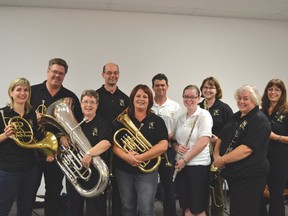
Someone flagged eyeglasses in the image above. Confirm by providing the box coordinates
[104,71,119,76]
[203,86,216,91]
[82,100,97,105]
[49,70,66,77]
[183,95,198,100]
[268,87,281,93]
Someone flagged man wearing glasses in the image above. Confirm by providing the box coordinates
[30,58,82,216]
[96,63,130,216]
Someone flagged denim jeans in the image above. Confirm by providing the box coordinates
[115,169,158,216]
[0,166,40,216]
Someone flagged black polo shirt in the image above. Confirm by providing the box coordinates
[114,112,168,174]
[199,99,233,136]
[219,106,271,179]
[81,114,112,162]
[31,81,83,130]
[265,111,288,161]
[96,85,129,126]
[0,106,42,172]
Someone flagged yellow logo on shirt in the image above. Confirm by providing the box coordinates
[92,127,98,136]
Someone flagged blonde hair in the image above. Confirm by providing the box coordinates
[8,77,32,112]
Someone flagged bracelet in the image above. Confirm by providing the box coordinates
[180,156,188,164]
[277,135,282,142]
[86,151,93,158]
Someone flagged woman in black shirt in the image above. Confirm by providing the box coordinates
[113,84,168,216]
[261,79,288,216]
[214,84,271,216]
[62,90,112,216]
[0,78,42,216]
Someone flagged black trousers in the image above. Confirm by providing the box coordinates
[262,159,288,216]
[158,147,177,216]
[66,181,107,216]
[110,176,122,216]
[38,161,64,216]
[107,150,122,216]
[227,175,266,216]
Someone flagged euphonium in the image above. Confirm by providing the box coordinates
[0,110,58,157]
[210,163,219,172]
[209,163,224,208]
[40,97,109,198]
[163,152,172,167]
[113,109,161,173]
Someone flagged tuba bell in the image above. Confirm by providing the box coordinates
[0,110,58,157]
[40,97,109,198]
[113,109,161,173]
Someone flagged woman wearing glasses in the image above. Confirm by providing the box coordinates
[173,85,213,216]
[199,77,233,216]
[260,79,288,216]
[61,89,112,216]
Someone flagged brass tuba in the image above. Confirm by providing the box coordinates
[40,97,109,198]
[113,109,161,173]
[0,110,58,157]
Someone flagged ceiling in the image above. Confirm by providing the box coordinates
[1,0,288,21]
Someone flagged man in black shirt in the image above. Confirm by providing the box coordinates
[96,63,129,216]
[30,58,82,216]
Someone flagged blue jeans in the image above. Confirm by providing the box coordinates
[0,166,40,216]
[115,169,158,216]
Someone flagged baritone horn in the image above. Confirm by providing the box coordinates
[113,109,161,173]
[0,110,58,157]
[210,162,224,208]
[203,99,224,208]
[163,152,172,167]
[40,97,109,198]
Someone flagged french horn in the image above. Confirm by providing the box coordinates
[0,110,58,157]
[113,109,161,173]
[40,97,109,198]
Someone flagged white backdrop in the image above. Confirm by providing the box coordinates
[1,6,288,112]
[1,6,288,195]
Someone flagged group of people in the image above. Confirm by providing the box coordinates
[0,57,287,216]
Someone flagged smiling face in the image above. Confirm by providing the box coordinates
[133,89,149,112]
[47,64,66,89]
[202,81,217,100]
[102,63,119,87]
[236,90,256,115]
[152,79,168,98]
[182,88,200,112]
[267,85,282,104]
[10,84,30,106]
[81,95,98,118]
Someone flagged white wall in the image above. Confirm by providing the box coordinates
[1,6,288,112]
[1,5,288,196]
